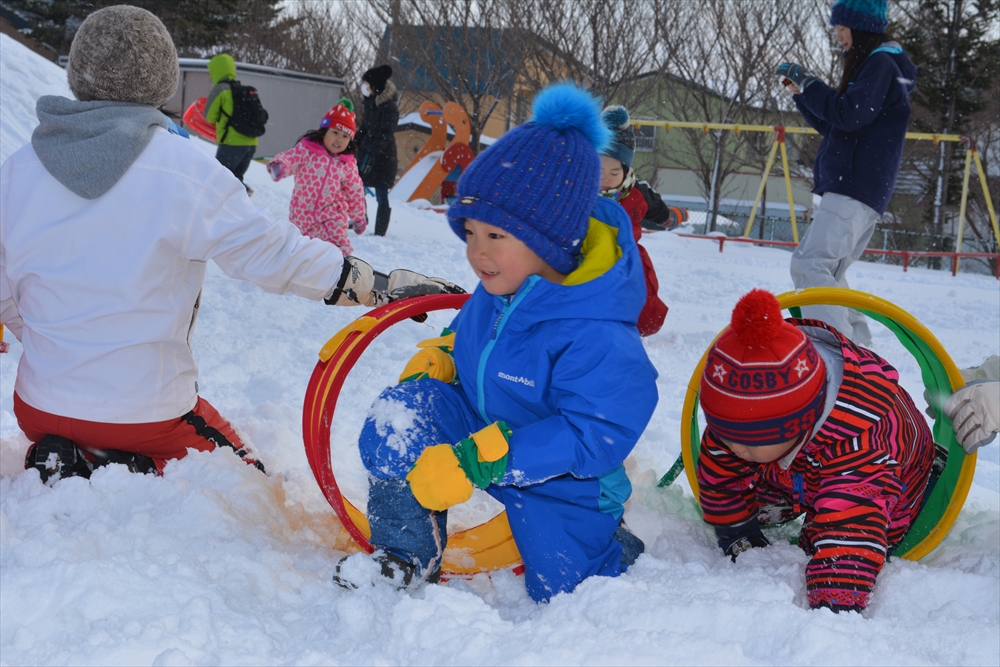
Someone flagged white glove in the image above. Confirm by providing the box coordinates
[325,257,464,307]
[944,381,1000,453]
[926,354,1000,419]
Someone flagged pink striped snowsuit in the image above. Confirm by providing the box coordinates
[697,320,936,611]
[269,138,367,256]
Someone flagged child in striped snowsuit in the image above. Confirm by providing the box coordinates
[696,289,936,613]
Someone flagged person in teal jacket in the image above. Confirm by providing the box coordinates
[204,53,258,191]
[332,84,659,602]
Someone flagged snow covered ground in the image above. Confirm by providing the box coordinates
[2,33,999,666]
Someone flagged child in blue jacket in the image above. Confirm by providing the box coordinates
[775,0,916,346]
[334,84,659,602]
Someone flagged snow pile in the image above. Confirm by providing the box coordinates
[0,34,74,163]
[2,33,999,666]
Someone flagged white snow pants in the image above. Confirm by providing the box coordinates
[790,193,879,346]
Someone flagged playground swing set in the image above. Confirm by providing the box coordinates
[630,120,1000,274]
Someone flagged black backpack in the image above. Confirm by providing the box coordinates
[221,80,268,140]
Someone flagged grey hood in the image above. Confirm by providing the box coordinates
[31,96,169,199]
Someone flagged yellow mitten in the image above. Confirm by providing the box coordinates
[399,332,456,383]
[406,443,474,511]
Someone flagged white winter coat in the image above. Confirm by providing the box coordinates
[1,125,345,423]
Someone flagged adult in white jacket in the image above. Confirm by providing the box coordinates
[0,6,461,482]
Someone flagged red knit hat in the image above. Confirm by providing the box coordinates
[320,98,356,138]
[700,289,827,446]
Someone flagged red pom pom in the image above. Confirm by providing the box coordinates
[730,289,783,347]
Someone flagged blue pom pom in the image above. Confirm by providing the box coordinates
[530,83,610,152]
[601,105,630,130]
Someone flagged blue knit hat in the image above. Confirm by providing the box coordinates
[447,83,610,275]
[830,0,888,33]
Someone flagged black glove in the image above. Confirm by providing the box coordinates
[380,269,467,302]
[775,63,821,92]
[325,257,465,308]
[723,532,770,562]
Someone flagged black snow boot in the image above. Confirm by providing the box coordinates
[26,435,93,483]
[374,205,391,236]
[91,449,157,475]
[333,550,441,591]
[615,519,645,568]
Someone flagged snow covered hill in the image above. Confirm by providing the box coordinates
[1,32,998,666]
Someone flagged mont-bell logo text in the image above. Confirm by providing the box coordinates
[498,371,535,387]
[460,196,477,205]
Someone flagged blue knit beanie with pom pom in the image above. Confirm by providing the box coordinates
[447,83,610,275]
[830,0,888,34]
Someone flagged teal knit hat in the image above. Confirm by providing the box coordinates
[830,0,888,33]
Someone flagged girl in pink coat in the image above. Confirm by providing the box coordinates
[267,99,367,255]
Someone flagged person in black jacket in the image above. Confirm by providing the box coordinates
[355,65,399,236]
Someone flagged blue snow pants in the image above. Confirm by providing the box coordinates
[358,379,636,602]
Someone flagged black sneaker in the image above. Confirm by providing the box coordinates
[333,550,441,590]
[26,435,93,483]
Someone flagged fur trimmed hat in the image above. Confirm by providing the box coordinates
[700,289,827,447]
[67,5,179,108]
[599,106,636,170]
[447,83,610,276]
[830,0,889,34]
[321,98,356,137]
[362,65,393,93]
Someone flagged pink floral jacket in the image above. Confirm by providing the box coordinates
[268,139,367,255]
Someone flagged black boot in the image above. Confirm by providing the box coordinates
[25,435,93,483]
[91,449,157,475]
[615,519,645,568]
[333,549,441,591]
[374,206,391,236]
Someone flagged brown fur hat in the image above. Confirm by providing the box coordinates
[67,5,179,107]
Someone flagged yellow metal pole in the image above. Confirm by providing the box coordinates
[630,118,966,144]
[954,147,974,275]
[742,135,780,238]
[778,134,799,243]
[970,148,1000,247]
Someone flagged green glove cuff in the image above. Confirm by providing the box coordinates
[436,327,456,352]
[453,422,511,489]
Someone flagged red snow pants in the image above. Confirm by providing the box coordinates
[14,392,247,473]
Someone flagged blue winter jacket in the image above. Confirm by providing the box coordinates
[794,42,917,214]
[448,196,659,488]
